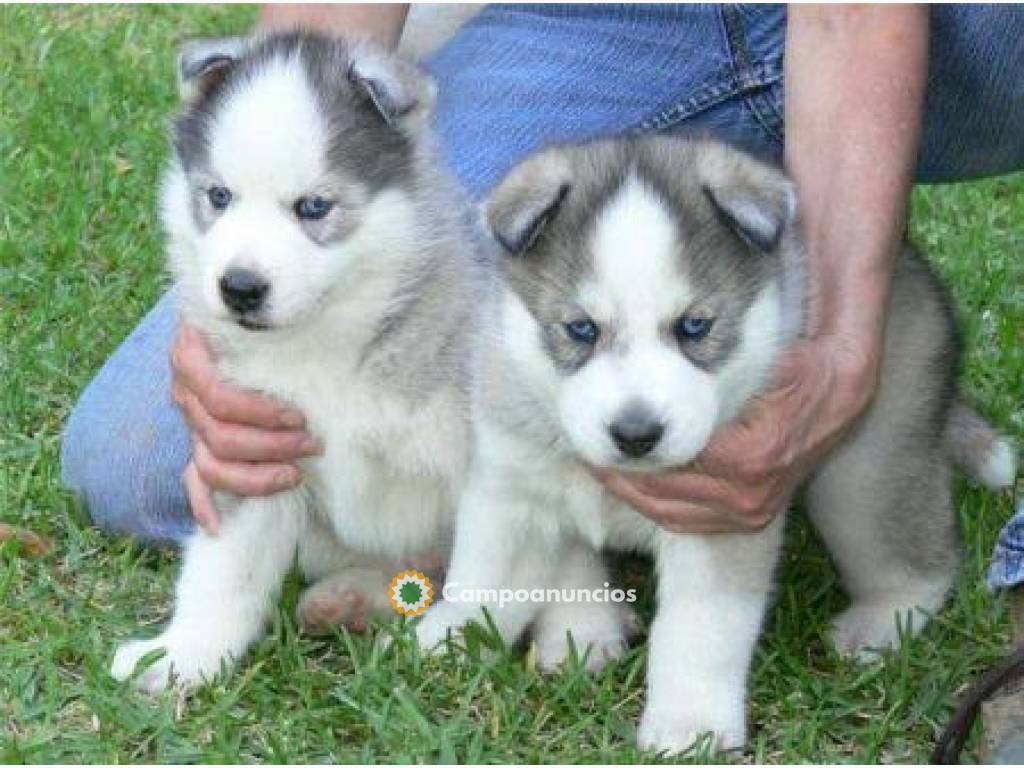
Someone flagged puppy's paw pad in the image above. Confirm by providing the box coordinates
[298,586,369,635]
[637,709,744,756]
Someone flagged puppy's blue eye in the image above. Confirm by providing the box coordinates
[294,196,334,221]
[208,186,232,211]
[674,314,714,342]
[565,318,600,345]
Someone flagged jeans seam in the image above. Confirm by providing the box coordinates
[745,62,785,143]
[629,59,782,136]
[629,7,784,138]
[630,69,744,134]
[720,4,785,144]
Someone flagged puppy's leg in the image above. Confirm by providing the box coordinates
[111,494,303,693]
[808,439,959,660]
[808,255,964,659]
[416,473,555,652]
[638,518,783,754]
[531,540,633,673]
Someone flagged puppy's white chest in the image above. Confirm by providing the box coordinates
[510,458,655,552]
[220,343,462,556]
[309,385,464,555]
[561,471,657,552]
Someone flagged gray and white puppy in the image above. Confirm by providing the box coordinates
[416,136,1017,753]
[111,33,481,692]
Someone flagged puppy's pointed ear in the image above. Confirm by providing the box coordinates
[484,150,573,256]
[697,143,797,253]
[348,42,437,131]
[177,37,248,104]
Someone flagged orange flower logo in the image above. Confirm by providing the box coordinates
[388,570,434,616]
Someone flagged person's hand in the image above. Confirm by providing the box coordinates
[597,334,879,534]
[171,323,322,534]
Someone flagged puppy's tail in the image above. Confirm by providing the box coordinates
[944,399,1018,489]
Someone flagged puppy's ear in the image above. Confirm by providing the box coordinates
[177,37,248,104]
[697,143,796,253]
[348,42,437,131]
[484,150,573,256]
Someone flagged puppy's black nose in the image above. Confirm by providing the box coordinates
[219,269,269,313]
[609,408,664,458]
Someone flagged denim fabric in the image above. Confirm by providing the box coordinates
[921,5,1024,181]
[62,288,194,541]
[427,3,786,198]
[61,4,1024,542]
[990,499,1024,591]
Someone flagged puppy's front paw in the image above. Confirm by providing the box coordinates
[830,603,908,661]
[534,620,628,674]
[111,637,176,693]
[637,706,745,756]
[534,602,634,674]
[415,603,470,653]
[111,635,227,693]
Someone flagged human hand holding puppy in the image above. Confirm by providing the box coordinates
[597,336,880,533]
[171,324,321,534]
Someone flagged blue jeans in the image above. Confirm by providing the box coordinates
[62,4,1024,542]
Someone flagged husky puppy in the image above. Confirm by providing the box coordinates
[416,136,1017,752]
[111,33,481,692]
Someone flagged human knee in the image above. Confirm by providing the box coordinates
[62,375,192,542]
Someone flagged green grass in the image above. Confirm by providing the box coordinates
[1,5,1021,764]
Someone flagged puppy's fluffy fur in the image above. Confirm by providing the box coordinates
[111,33,482,692]
[416,136,1017,753]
